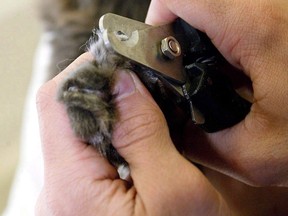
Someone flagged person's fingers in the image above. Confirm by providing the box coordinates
[146,0,234,33]
[36,53,118,181]
[36,52,230,214]
[111,70,230,215]
[146,0,288,187]
[146,0,287,71]
[146,0,244,74]
[145,0,177,25]
[112,70,174,164]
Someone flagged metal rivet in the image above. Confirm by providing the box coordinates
[161,36,181,60]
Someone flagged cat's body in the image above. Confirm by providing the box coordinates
[39,0,150,78]
[40,0,150,166]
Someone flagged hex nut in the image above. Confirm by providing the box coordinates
[160,36,181,60]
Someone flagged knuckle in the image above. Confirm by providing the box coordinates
[36,84,49,112]
[36,80,57,114]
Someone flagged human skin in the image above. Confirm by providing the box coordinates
[36,53,230,215]
[36,0,288,215]
[146,0,288,186]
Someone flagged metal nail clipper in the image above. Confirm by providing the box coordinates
[99,13,251,132]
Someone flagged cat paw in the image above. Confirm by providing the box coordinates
[58,61,116,153]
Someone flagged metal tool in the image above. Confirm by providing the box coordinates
[99,13,251,132]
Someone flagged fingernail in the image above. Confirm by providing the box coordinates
[114,70,136,100]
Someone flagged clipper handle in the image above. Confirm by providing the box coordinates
[176,18,251,132]
[186,63,251,132]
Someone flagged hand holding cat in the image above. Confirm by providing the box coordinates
[146,0,288,187]
[36,0,288,214]
[36,53,229,215]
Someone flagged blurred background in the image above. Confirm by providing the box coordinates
[0,0,40,214]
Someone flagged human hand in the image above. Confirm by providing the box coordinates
[35,53,230,215]
[146,0,288,186]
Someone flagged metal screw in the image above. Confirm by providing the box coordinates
[160,36,181,60]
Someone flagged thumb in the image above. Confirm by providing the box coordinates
[113,70,177,168]
[112,71,230,215]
